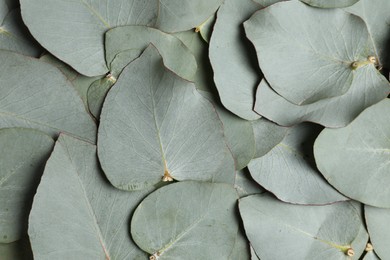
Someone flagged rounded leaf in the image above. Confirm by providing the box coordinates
[314,99,390,207]
[365,205,390,260]
[301,0,360,8]
[131,181,239,259]
[0,128,53,243]
[245,0,376,105]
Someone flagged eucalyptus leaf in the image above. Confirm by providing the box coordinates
[0,128,53,243]
[250,245,260,260]
[239,194,368,260]
[234,169,265,198]
[4,0,18,10]
[255,65,390,127]
[365,205,390,260]
[300,0,360,8]
[314,99,390,208]
[196,14,215,43]
[98,45,235,191]
[253,0,285,7]
[363,251,381,260]
[0,50,97,142]
[228,231,251,260]
[251,118,288,159]
[29,134,149,260]
[131,181,238,259]
[155,0,223,33]
[0,8,42,56]
[0,237,33,260]
[245,0,376,105]
[345,0,390,68]
[248,123,347,205]
[209,0,262,120]
[0,0,8,21]
[20,0,158,76]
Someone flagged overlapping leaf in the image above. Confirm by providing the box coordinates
[234,169,265,198]
[131,181,238,259]
[0,128,53,243]
[248,123,347,204]
[239,194,368,260]
[29,134,149,260]
[245,0,376,105]
[209,0,262,120]
[314,99,390,208]
[301,0,360,8]
[365,206,390,260]
[98,45,235,191]
[0,50,97,142]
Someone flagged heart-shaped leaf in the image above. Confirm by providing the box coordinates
[0,128,53,243]
[245,0,376,105]
[314,99,390,208]
[29,134,150,260]
[300,0,360,8]
[209,0,262,120]
[20,0,158,76]
[131,181,238,259]
[98,45,235,191]
[0,50,96,142]
[239,194,368,260]
[255,66,389,127]
[248,123,347,204]
[365,205,390,260]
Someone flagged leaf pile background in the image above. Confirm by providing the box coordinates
[0,0,389,259]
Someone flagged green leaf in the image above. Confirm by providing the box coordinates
[28,134,149,260]
[314,99,390,208]
[234,168,265,198]
[131,181,238,259]
[209,0,262,120]
[253,0,285,7]
[245,0,376,105]
[365,205,390,260]
[251,118,288,159]
[0,8,42,56]
[345,0,390,68]
[255,66,389,127]
[250,245,260,260]
[248,123,347,205]
[228,230,251,260]
[0,237,33,260]
[239,194,368,260]
[155,0,223,33]
[0,128,53,243]
[363,251,380,260]
[98,45,235,191]
[0,50,97,142]
[196,14,216,43]
[300,0,360,8]
[20,0,158,76]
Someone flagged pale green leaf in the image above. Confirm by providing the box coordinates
[234,169,265,198]
[363,251,381,260]
[0,128,54,243]
[131,181,238,259]
[0,50,97,142]
[365,205,390,260]
[29,134,149,260]
[196,14,216,43]
[314,99,390,208]
[98,45,235,191]
[239,194,368,260]
[0,237,33,260]
[301,0,360,8]
[245,0,376,105]
[209,0,262,120]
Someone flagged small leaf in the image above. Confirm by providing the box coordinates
[239,194,368,260]
[28,134,149,259]
[365,205,390,260]
[131,181,238,259]
[98,45,235,190]
[0,128,54,243]
[209,0,262,120]
[300,0,360,8]
[234,168,265,198]
[248,123,347,205]
[196,14,216,43]
[314,99,390,207]
[245,0,376,105]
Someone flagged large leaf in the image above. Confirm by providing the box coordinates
[20,0,158,76]
[0,8,42,56]
[245,0,376,105]
[98,45,235,191]
[0,50,97,142]
[314,99,390,208]
[239,194,368,260]
[365,206,390,260]
[131,181,238,259]
[0,128,53,243]
[28,134,150,260]
[345,0,390,68]
[248,123,347,205]
[255,66,389,127]
[209,0,262,120]
[300,0,360,8]
[154,0,223,33]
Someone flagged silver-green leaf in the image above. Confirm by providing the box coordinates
[300,0,360,8]
[365,205,390,260]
